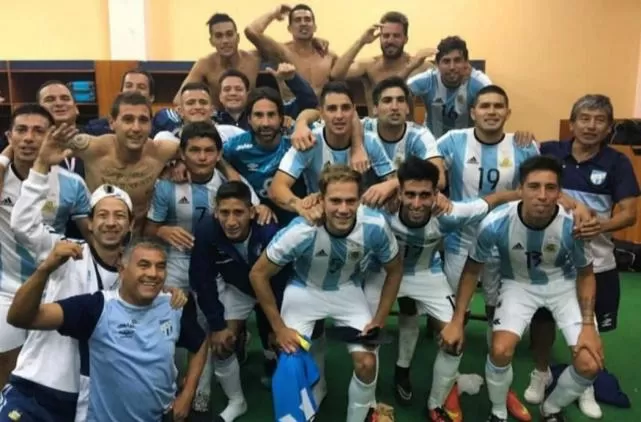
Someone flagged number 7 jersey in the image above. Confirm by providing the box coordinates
[436,128,539,254]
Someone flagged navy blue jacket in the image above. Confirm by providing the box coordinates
[189,217,289,332]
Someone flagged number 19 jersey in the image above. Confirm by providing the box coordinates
[436,128,539,254]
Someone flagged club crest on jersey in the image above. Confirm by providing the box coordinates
[394,154,404,169]
[247,163,259,171]
[42,200,56,214]
[348,250,362,261]
[499,157,512,168]
[544,243,557,253]
[159,319,173,337]
[8,410,21,421]
[590,170,607,186]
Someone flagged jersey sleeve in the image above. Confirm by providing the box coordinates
[414,128,441,160]
[176,294,206,353]
[407,69,434,96]
[56,291,105,341]
[439,199,490,232]
[266,220,314,266]
[278,146,312,180]
[611,153,641,203]
[436,133,455,169]
[146,180,171,223]
[470,69,492,88]
[70,178,91,220]
[364,135,395,178]
[370,220,400,264]
[10,169,64,262]
[469,217,500,263]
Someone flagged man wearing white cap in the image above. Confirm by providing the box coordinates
[1,124,186,422]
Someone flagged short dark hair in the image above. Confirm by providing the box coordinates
[570,94,614,124]
[215,181,253,207]
[10,104,55,129]
[380,11,409,36]
[288,4,315,25]
[219,69,250,91]
[397,156,440,189]
[110,91,152,120]
[473,84,510,108]
[180,82,211,97]
[372,76,410,105]
[519,155,563,185]
[319,81,354,106]
[206,13,237,35]
[180,121,222,152]
[436,36,469,62]
[121,69,155,97]
[36,80,74,103]
[245,87,284,117]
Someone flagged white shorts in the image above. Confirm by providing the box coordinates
[0,295,26,352]
[75,375,90,422]
[165,257,190,290]
[222,284,256,321]
[443,252,501,306]
[281,283,375,354]
[364,272,455,323]
[493,281,589,346]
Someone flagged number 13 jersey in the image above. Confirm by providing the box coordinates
[436,128,539,254]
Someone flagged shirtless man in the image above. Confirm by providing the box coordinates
[54,92,181,235]
[245,4,336,96]
[175,13,287,109]
[330,11,436,112]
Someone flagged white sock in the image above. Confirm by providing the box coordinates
[347,373,376,422]
[196,347,213,395]
[542,365,594,415]
[428,350,462,409]
[396,314,420,368]
[213,354,247,422]
[485,356,513,419]
[310,335,327,405]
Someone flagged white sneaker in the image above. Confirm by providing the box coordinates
[579,386,602,419]
[524,368,552,404]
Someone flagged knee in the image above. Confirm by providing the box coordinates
[491,339,516,366]
[573,349,600,379]
[353,352,377,384]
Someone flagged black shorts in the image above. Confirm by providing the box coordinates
[594,268,620,332]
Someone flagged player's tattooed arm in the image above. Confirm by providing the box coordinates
[576,264,597,325]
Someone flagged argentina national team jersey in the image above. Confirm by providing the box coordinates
[278,126,395,193]
[223,131,293,199]
[380,199,490,276]
[407,68,491,137]
[266,206,399,290]
[437,128,539,254]
[0,165,90,296]
[361,117,440,168]
[471,201,592,285]
[147,170,259,259]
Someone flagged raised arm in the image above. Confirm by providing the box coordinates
[173,59,211,105]
[244,6,295,63]
[330,25,380,81]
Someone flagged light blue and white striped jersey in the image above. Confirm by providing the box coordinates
[266,206,399,290]
[471,201,592,285]
[378,199,490,276]
[437,128,539,254]
[0,165,90,296]
[361,117,440,168]
[278,126,395,193]
[407,68,491,137]
[147,170,259,259]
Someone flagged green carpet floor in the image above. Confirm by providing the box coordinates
[192,273,641,421]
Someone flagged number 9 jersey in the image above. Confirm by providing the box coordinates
[436,128,539,255]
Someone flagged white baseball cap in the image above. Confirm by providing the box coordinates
[90,184,133,212]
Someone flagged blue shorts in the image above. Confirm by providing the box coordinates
[0,377,77,422]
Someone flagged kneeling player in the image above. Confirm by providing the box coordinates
[442,156,603,422]
[364,157,513,421]
[189,181,286,422]
[250,164,403,422]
